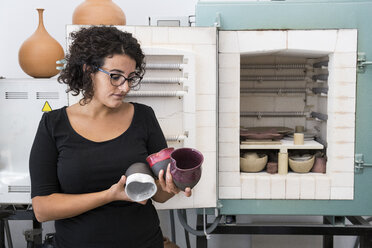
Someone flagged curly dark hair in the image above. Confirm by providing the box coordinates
[58,26,145,105]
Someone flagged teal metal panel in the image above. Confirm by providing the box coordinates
[196,1,372,215]
[196,1,372,31]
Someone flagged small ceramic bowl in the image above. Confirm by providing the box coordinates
[288,155,315,173]
[125,162,157,202]
[240,153,268,172]
[242,152,259,160]
[289,154,312,161]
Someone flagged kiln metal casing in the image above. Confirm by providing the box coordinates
[196,0,372,216]
[0,79,68,203]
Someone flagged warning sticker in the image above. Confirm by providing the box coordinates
[42,101,52,112]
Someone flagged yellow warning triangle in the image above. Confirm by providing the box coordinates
[42,101,52,112]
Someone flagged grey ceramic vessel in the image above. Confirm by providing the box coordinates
[125,162,157,202]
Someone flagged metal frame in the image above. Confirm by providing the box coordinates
[0,207,42,248]
[196,215,372,248]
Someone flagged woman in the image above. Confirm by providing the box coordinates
[29,26,191,248]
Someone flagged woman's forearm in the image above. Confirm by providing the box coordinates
[32,178,180,221]
[32,190,111,222]
[32,175,130,222]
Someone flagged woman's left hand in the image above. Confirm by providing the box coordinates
[158,164,192,197]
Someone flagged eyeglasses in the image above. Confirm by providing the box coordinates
[98,68,143,88]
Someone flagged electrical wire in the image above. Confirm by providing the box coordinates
[176,209,222,237]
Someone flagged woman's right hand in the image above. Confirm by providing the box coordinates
[107,175,147,205]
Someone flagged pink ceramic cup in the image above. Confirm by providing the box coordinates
[170,147,203,191]
[146,147,175,179]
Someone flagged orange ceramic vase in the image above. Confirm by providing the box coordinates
[72,0,126,25]
[18,9,65,78]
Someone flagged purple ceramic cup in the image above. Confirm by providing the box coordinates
[170,148,203,191]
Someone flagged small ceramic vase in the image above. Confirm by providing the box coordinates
[125,162,157,202]
[72,0,126,25]
[146,147,175,179]
[311,157,327,173]
[267,162,278,174]
[18,9,65,78]
[170,148,203,191]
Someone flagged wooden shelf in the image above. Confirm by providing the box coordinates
[240,139,324,153]
[0,78,59,82]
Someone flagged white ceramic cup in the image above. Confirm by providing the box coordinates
[125,162,157,202]
[125,173,157,202]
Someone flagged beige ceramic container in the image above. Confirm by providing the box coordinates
[18,9,65,78]
[72,0,126,25]
[293,133,305,145]
[295,125,305,133]
[278,152,288,174]
[289,155,315,173]
[240,152,268,172]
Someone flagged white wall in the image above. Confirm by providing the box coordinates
[0,0,197,78]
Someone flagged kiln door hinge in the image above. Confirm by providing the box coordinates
[354,154,372,173]
[214,12,221,27]
[357,53,372,73]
